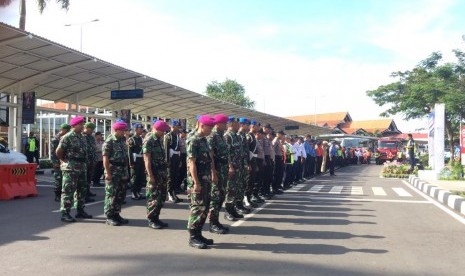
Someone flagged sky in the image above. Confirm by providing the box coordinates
[1,0,465,132]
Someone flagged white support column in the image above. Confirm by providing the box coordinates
[48,115,51,159]
[8,93,15,149]
[434,103,445,174]
[39,111,43,159]
[15,93,23,153]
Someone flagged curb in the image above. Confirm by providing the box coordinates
[408,175,465,216]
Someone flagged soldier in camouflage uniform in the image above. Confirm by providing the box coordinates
[143,120,170,229]
[236,117,251,215]
[245,120,260,208]
[128,123,146,200]
[51,123,70,202]
[223,116,243,221]
[56,116,92,222]
[207,114,230,234]
[187,115,216,249]
[83,122,97,203]
[103,120,130,226]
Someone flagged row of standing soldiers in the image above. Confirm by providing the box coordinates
[49,114,297,250]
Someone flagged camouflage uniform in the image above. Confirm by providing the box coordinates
[128,134,145,196]
[187,132,212,230]
[142,133,168,221]
[207,127,228,223]
[224,129,242,205]
[84,133,96,195]
[237,131,250,204]
[103,134,129,217]
[58,130,88,213]
[51,133,63,198]
[246,132,258,200]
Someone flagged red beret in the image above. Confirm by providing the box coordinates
[70,116,85,127]
[154,120,170,131]
[198,115,216,127]
[112,121,128,131]
[213,114,229,124]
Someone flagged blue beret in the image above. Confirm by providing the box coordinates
[116,118,125,123]
[133,123,143,129]
[171,119,180,126]
[238,117,249,124]
[152,118,159,124]
[250,120,259,125]
[228,116,237,122]
[195,115,201,120]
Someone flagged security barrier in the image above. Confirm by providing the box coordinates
[0,164,38,200]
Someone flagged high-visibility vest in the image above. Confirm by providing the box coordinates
[28,138,36,152]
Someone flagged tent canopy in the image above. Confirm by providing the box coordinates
[0,22,330,135]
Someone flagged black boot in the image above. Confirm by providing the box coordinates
[210,220,228,234]
[54,192,61,202]
[188,229,207,249]
[235,201,250,215]
[137,191,146,200]
[131,191,141,200]
[75,210,93,219]
[198,230,214,245]
[224,204,238,221]
[168,191,181,203]
[246,195,258,208]
[114,213,129,224]
[106,215,121,226]
[148,216,168,229]
[61,212,76,223]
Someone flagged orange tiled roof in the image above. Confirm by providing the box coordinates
[340,119,394,134]
[286,112,350,126]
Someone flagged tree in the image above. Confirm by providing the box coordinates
[206,79,255,109]
[0,0,70,30]
[367,50,465,159]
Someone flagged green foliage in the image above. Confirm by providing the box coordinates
[366,50,465,151]
[381,160,413,178]
[206,79,255,109]
[419,154,429,168]
[37,0,70,13]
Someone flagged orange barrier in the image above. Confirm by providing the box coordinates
[0,164,38,200]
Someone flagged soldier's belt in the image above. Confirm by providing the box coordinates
[133,153,143,158]
[110,161,126,166]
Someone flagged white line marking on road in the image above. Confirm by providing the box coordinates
[283,194,430,204]
[329,186,344,194]
[372,187,387,196]
[230,202,271,227]
[309,179,367,183]
[392,188,412,197]
[308,185,324,193]
[351,186,363,195]
[402,180,465,225]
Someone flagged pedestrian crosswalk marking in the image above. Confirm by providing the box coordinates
[372,187,387,196]
[351,186,363,195]
[392,188,412,197]
[329,186,344,194]
[309,185,324,193]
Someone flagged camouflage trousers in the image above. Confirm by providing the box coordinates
[53,168,63,195]
[237,165,248,203]
[146,170,167,220]
[187,174,212,230]
[60,170,87,213]
[225,165,240,205]
[104,166,128,217]
[209,163,228,222]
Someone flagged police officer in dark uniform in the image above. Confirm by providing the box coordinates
[164,120,182,203]
[245,120,260,208]
[128,123,146,200]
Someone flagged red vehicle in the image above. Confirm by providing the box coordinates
[375,138,403,165]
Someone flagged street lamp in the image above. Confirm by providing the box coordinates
[64,19,100,52]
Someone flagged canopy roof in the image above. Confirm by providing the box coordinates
[0,22,330,135]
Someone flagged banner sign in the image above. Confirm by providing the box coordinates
[22,91,36,124]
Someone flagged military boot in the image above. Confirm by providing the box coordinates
[75,210,93,219]
[168,191,181,203]
[224,204,238,221]
[54,192,61,202]
[235,201,250,215]
[114,213,129,224]
[198,230,214,245]
[106,215,121,226]
[188,230,207,249]
[245,195,258,208]
[209,220,228,234]
[61,212,76,223]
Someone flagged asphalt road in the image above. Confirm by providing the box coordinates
[1,164,465,276]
